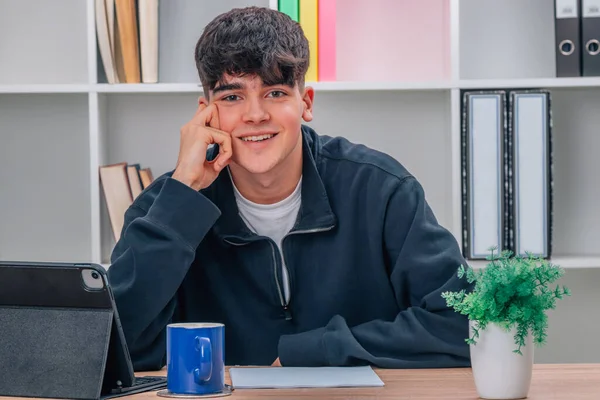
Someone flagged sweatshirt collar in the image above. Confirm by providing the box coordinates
[211,126,337,242]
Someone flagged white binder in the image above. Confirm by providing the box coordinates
[461,91,508,260]
[508,91,553,258]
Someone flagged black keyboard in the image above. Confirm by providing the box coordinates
[134,376,167,386]
[107,375,167,396]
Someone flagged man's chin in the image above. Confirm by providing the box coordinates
[231,159,278,176]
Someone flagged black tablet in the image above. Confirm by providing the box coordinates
[0,261,166,399]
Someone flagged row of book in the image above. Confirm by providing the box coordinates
[277,0,336,82]
[99,162,154,242]
[461,89,553,260]
[555,0,600,76]
[96,0,158,84]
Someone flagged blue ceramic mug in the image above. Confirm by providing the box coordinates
[166,323,225,395]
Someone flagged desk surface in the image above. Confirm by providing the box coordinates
[1,364,599,399]
[133,364,600,400]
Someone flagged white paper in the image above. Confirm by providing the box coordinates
[556,0,579,18]
[583,0,600,18]
[229,366,385,389]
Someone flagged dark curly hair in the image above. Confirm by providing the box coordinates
[194,6,309,96]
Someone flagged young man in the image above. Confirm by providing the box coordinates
[107,6,473,371]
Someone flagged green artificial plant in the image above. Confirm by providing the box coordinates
[441,247,571,355]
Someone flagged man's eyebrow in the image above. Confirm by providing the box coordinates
[211,82,244,95]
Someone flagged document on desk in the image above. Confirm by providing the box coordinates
[229,366,385,389]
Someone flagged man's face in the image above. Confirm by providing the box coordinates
[205,74,314,175]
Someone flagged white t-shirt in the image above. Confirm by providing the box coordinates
[230,173,302,304]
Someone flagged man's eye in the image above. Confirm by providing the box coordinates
[269,90,286,98]
[222,95,239,101]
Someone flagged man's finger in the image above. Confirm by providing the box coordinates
[194,102,207,117]
[205,104,220,130]
[190,102,210,126]
[208,129,232,169]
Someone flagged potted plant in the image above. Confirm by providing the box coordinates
[442,247,570,399]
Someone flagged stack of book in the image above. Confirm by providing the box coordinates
[99,163,154,242]
[95,0,159,83]
[277,0,336,82]
[461,89,553,260]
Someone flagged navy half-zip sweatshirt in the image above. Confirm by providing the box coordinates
[107,125,474,371]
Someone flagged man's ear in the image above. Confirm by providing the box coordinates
[198,95,209,106]
[301,86,315,122]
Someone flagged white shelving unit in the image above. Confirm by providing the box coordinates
[7,76,600,94]
[1,0,599,270]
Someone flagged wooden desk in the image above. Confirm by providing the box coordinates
[1,364,598,399]
[133,364,600,400]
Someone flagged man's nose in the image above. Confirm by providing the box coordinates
[242,98,270,123]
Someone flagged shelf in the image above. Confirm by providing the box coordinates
[6,78,600,95]
[469,256,600,270]
[0,84,90,94]
[95,83,203,93]
[88,78,600,91]
[98,78,600,92]
[459,77,600,90]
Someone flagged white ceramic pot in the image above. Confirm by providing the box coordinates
[469,320,534,399]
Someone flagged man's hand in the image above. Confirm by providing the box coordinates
[172,103,232,191]
[271,357,282,367]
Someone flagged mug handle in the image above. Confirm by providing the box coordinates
[193,337,212,384]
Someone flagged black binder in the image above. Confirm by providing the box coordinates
[554,0,582,77]
[460,90,509,260]
[0,261,167,399]
[506,90,553,259]
[582,0,600,75]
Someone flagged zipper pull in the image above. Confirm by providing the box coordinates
[283,305,293,321]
